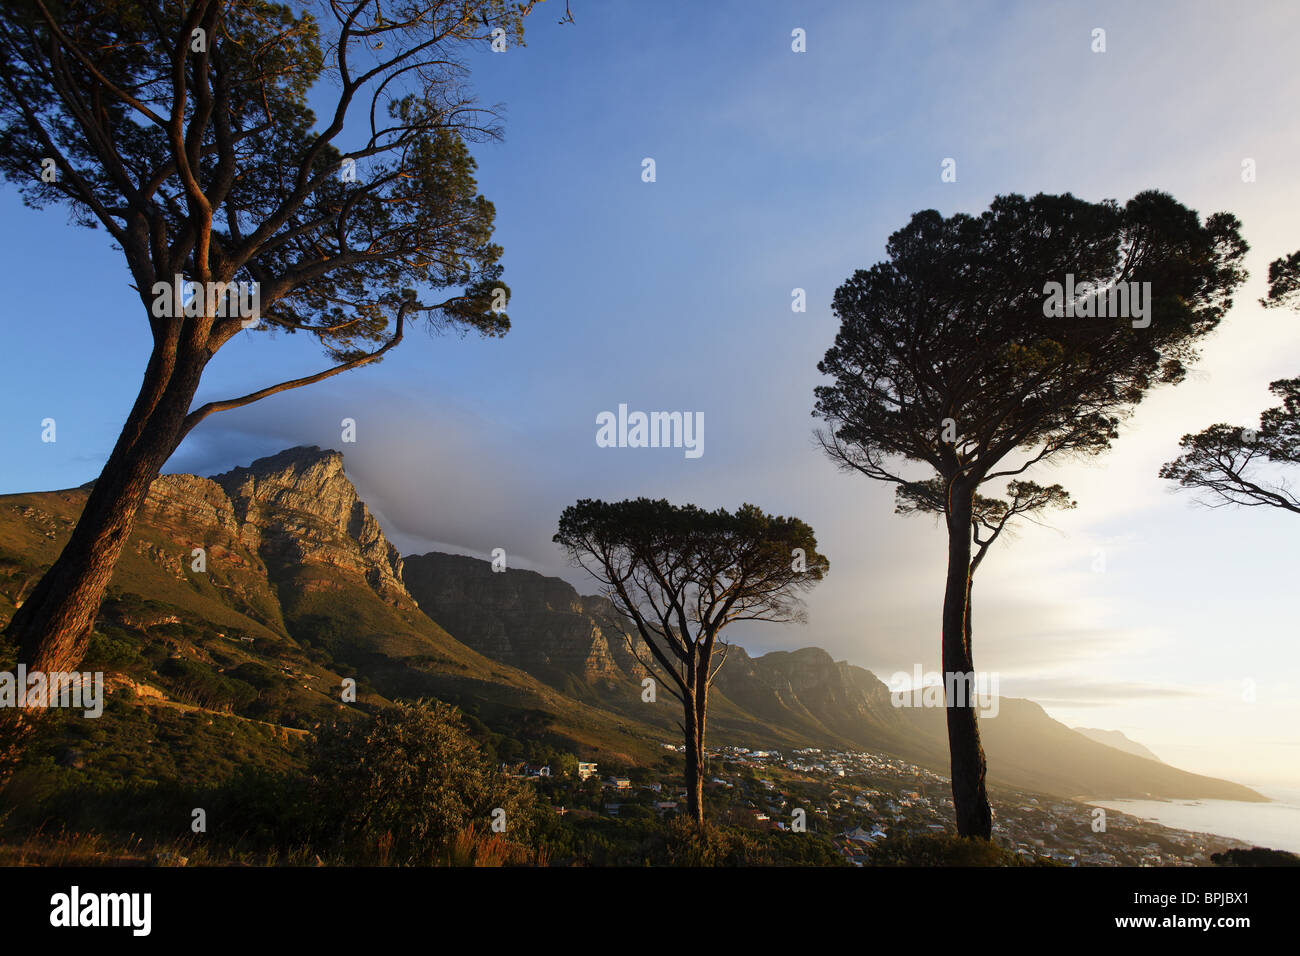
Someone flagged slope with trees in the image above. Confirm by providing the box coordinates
[0,0,542,776]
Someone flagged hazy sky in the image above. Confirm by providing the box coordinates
[3,1,1298,789]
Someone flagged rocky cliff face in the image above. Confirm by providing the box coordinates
[402,552,927,753]
[208,446,412,608]
[0,447,667,763]
[128,446,417,632]
[141,474,247,568]
[401,552,646,686]
[713,646,919,754]
[395,554,1266,801]
[2,444,1264,799]
[127,458,925,758]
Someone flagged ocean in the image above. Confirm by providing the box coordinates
[1090,788,1300,854]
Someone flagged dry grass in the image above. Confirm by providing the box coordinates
[0,827,152,866]
[0,827,329,867]
[0,825,550,867]
[441,826,549,867]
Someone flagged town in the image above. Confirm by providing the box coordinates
[507,744,1250,867]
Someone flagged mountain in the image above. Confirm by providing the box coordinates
[403,550,1264,802]
[900,699,1259,801]
[0,447,669,768]
[0,446,1266,803]
[401,553,928,756]
[1074,727,1164,763]
[400,552,648,696]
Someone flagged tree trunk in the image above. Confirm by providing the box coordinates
[942,478,993,838]
[677,646,715,829]
[683,694,705,828]
[0,344,203,782]
[694,667,709,826]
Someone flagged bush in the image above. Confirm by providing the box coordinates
[632,818,845,867]
[227,661,281,690]
[866,833,1055,866]
[83,632,139,669]
[309,699,536,864]
[1212,846,1300,866]
[155,658,258,712]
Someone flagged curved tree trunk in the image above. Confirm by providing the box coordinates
[942,478,993,838]
[0,343,204,782]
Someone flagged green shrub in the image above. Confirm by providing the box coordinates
[867,833,1054,866]
[309,699,536,864]
[156,658,258,712]
[83,632,138,669]
[1212,846,1300,866]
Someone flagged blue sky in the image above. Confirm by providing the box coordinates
[3,1,1299,789]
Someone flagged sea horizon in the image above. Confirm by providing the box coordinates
[1090,787,1300,855]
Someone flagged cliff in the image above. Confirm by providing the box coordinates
[0,446,1266,802]
[402,552,646,689]
[403,550,1264,802]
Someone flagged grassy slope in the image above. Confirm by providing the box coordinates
[0,485,1267,804]
[0,487,671,776]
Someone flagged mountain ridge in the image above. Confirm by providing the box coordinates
[400,543,1264,803]
[0,446,669,765]
[1074,727,1163,763]
[0,445,1266,803]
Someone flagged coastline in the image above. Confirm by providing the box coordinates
[1087,790,1300,855]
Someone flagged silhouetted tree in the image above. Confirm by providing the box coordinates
[1211,845,1300,866]
[0,0,539,777]
[554,498,828,827]
[813,191,1247,837]
[1161,250,1300,513]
